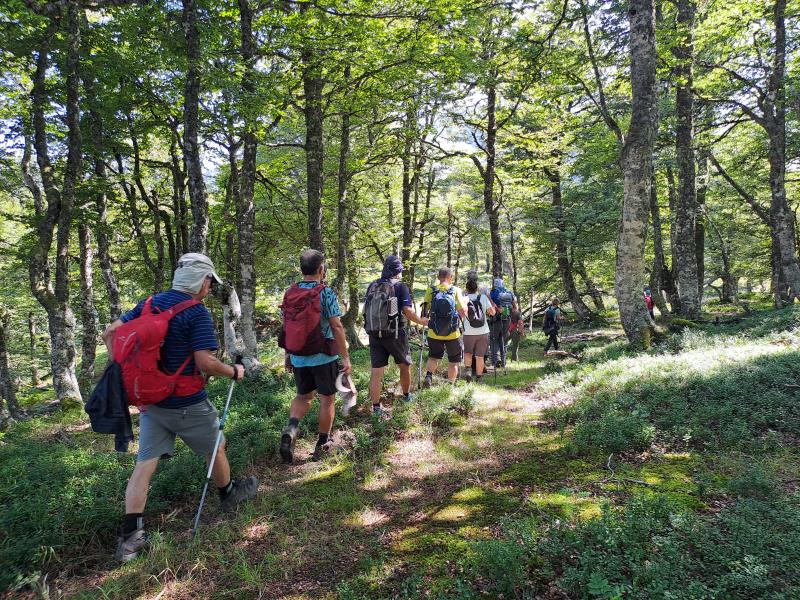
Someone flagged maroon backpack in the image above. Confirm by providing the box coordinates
[278,283,338,356]
[112,297,206,406]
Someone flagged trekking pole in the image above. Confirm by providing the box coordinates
[191,376,236,538]
[417,327,427,390]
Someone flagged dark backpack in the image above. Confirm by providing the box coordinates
[467,295,486,328]
[430,286,460,337]
[278,283,338,356]
[543,307,558,334]
[364,280,399,338]
[496,289,514,320]
[111,296,206,406]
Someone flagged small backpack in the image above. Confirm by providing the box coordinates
[278,283,337,356]
[112,297,206,406]
[467,295,486,328]
[430,286,460,337]
[497,290,514,319]
[543,307,558,333]
[364,280,399,338]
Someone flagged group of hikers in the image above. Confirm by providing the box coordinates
[96,250,565,563]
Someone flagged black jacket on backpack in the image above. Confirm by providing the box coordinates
[85,361,133,452]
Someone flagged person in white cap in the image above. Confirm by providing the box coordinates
[101,252,258,563]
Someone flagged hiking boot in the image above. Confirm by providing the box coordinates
[220,476,259,513]
[463,373,473,383]
[402,393,414,403]
[312,439,334,461]
[113,528,147,563]
[279,426,298,464]
[423,373,433,389]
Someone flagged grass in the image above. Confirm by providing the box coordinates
[3,308,800,598]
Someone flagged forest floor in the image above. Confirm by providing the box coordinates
[3,306,800,599]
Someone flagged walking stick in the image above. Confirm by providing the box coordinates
[191,376,236,538]
[417,327,427,389]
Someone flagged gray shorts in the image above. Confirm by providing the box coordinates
[137,399,222,462]
[463,333,489,357]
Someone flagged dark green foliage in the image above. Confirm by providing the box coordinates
[0,375,291,591]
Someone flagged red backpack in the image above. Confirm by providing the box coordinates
[278,283,338,356]
[112,297,206,406]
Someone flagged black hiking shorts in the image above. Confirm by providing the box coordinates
[427,336,464,363]
[293,359,339,397]
[369,334,412,368]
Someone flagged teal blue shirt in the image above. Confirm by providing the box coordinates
[289,281,341,368]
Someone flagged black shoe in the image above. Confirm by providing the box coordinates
[220,476,259,513]
[312,439,334,461]
[113,528,147,563]
[279,426,297,464]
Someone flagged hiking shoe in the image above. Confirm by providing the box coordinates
[221,476,259,513]
[279,426,298,464]
[312,440,334,461]
[463,373,473,383]
[402,393,414,403]
[423,374,433,388]
[113,528,146,563]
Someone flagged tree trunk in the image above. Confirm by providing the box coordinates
[28,14,83,408]
[342,246,363,349]
[408,169,434,291]
[400,110,415,272]
[665,165,681,313]
[28,312,40,386]
[547,168,592,321]
[707,213,737,304]
[233,2,259,357]
[169,127,189,256]
[575,261,606,312]
[0,306,21,421]
[765,0,800,301]
[182,0,209,254]
[648,166,671,318]
[615,0,658,345]
[506,210,518,295]
[78,220,98,394]
[83,72,121,321]
[672,0,700,318]
[446,204,454,268]
[696,149,708,302]
[482,81,503,278]
[302,18,325,252]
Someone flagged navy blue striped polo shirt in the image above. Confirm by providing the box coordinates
[120,289,219,408]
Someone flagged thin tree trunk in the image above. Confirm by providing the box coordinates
[574,260,606,312]
[672,0,700,318]
[28,312,40,386]
[616,0,658,345]
[478,80,503,278]
[182,0,209,254]
[408,169,434,291]
[0,306,21,421]
[547,167,592,320]
[665,165,681,313]
[707,213,736,304]
[29,13,82,408]
[334,110,351,294]
[169,127,189,256]
[446,205,454,268]
[78,220,98,394]
[648,166,671,318]
[506,210,517,295]
[400,109,414,272]
[696,149,708,302]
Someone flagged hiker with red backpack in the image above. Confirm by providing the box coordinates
[364,256,429,416]
[278,250,352,464]
[100,253,258,563]
[422,267,468,387]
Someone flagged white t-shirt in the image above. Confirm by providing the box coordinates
[463,293,492,336]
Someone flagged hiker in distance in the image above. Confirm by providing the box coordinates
[423,267,468,387]
[508,309,525,362]
[101,253,258,563]
[489,278,518,368]
[462,271,496,383]
[543,297,564,354]
[364,256,429,416]
[279,250,352,464]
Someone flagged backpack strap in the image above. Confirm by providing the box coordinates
[141,296,155,316]
[165,298,201,319]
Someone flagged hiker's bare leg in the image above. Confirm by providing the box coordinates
[125,458,159,513]
[369,367,385,404]
[318,394,335,434]
[447,362,458,383]
[289,392,315,420]
[476,355,485,376]
[398,364,411,395]
[426,357,440,375]
[463,352,473,377]
[208,441,231,487]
